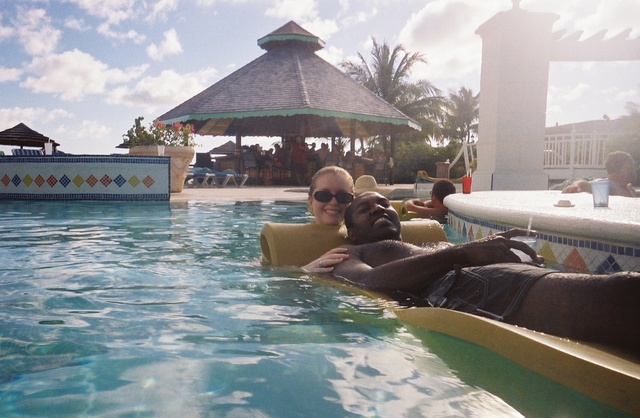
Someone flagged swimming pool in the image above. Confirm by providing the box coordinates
[0,200,624,416]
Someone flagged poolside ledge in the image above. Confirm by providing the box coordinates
[446,190,639,273]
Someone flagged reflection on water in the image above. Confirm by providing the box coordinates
[0,200,623,417]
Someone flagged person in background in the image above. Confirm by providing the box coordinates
[316,143,330,166]
[290,135,309,186]
[562,151,637,197]
[302,166,354,273]
[327,191,640,352]
[404,179,457,221]
[272,143,287,167]
[307,142,323,174]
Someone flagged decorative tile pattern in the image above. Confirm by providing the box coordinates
[0,155,170,201]
[448,211,639,273]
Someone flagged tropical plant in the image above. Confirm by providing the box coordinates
[121,116,197,148]
[442,87,479,144]
[341,39,445,149]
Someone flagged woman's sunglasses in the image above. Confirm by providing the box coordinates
[313,190,354,204]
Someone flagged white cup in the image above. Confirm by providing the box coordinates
[591,180,610,208]
[511,236,538,262]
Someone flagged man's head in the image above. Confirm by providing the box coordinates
[344,191,402,244]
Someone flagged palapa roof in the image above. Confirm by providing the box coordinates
[158,21,420,138]
[208,140,236,155]
[0,122,60,148]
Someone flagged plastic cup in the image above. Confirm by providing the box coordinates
[44,142,53,155]
[591,180,610,208]
[462,176,472,194]
[511,236,538,262]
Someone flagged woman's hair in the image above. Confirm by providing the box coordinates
[308,166,354,195]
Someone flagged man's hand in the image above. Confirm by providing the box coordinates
[459,235,543,266]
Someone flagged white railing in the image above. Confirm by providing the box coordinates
[544,127,613,180]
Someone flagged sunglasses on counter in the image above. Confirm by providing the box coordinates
[313,190,354,204]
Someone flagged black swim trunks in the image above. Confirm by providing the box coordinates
[420,263,555,321]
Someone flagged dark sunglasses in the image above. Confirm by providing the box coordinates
[313,190,354,204]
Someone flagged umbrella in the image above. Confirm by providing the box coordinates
[157,21,420,141]
[0,123,60,148]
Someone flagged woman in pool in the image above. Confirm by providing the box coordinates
[302,166,353,273]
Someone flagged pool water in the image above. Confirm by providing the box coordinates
[0,200,623,417]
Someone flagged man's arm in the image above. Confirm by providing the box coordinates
[331,236,538,293]
[562,180,591,194]
[404,200,443,218]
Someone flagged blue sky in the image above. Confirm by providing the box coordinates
[1,0,639,155]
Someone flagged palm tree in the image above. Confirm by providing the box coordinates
[341,39,444,181]
[342,39,442,126]
[443,87,479,144]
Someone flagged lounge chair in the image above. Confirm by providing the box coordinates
[188,167,248,188]
[12,149,43,156]
[216,169,249,187]
[415,170,464,183]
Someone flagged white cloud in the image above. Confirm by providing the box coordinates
[64,0,138,25]
[614,87,638,102]
[300,18,339,42]
[64,17,91,31]
[0,107,73,128]
[17,8,61,56]
[146,0,180,22]
[0,67,22,83]
[561,83,590,101]
[97,23,146,43]
[147,28,183,61]
[342,8,378,26]
[316,45,344,66]
[107,67,218,112]
[266,0,319,22]
[57,119,111,140]
[21,49,148,101]
[397,0,499,82]
[0,13,15,40]
[505,0,640,40]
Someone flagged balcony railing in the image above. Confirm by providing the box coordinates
[544,127,613,180]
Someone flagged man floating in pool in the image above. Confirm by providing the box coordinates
[328,191,640,352]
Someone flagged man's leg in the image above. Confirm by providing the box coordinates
[508,271,640,352]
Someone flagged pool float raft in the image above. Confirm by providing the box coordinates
[260,220,640,416]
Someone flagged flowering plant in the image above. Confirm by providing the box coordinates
[121,116,197,148]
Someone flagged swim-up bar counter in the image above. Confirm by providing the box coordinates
[445,191,639,273]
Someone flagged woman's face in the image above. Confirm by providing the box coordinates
[308,172,353,226]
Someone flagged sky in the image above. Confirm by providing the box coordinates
[1,0,639,156]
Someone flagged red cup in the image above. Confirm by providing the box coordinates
[462,176,472,194]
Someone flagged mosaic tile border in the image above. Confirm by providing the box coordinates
[0,155,170,201]
[448,210,640,273]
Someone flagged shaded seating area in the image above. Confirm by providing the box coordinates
[156,22,421,184]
